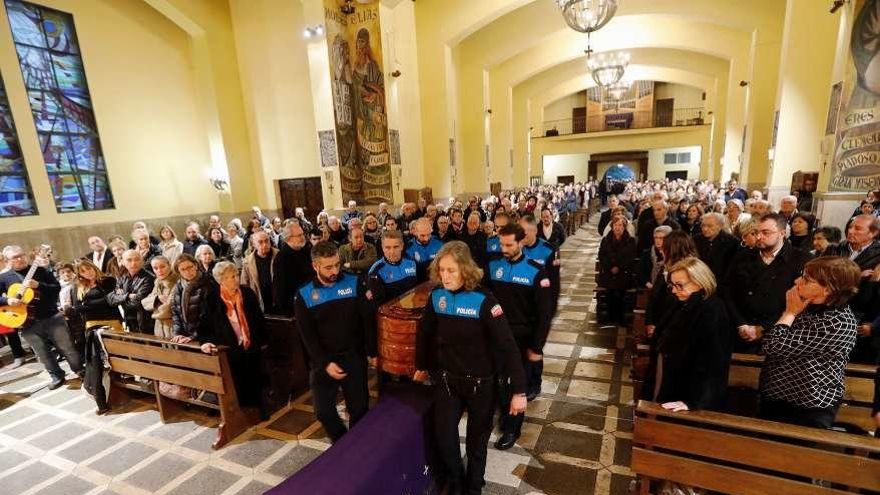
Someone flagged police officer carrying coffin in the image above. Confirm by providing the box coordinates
[414,241,526,495]
[519,214,561,397]
[485,212,511,257]
[486,223,554,450]
[406,218,444,281]
[366,230,419,305]
[294,241,376,443]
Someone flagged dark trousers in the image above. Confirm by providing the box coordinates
[499,357,541,435]
[607,289,627,324]
[5,330,25,358]
[310,353,368,442]
[20,314,83,380]
[760,399,839,429]
[433,372,495,495]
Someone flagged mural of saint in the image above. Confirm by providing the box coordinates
[353,28,392,202]
[330,34,361,200]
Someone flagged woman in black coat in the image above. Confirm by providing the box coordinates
[598,217,637,325]
[200,261,266,412]
[207,227,233,260]
[653,257,731,412]
[70,259,122,330]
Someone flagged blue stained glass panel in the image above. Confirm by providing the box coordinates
[7,0,112,212]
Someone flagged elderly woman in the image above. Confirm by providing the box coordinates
[141,256,178,338]
[226,222,245,266]
[759,256,861,428]
[158,225,183,265]
[654,257,732,412]
[725,199,750,233]
[681,204,703,237]
[638,225,672,290]
[200,261,265,411]
[195,244,216,274]
[735,218,760,250]
[170,254,216,343]
[106,239,127,280]
[598,217,638,325]
[601,206,636,238]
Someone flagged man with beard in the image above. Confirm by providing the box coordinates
[406,218,444,281]
[272,220,314,316]
[486,224,554,449]
[723,213,811,353]
[294,241,376,443]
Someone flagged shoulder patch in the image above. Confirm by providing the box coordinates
[490,304,504,318]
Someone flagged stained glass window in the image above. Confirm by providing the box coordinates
[6,0,113,212]
[0,73,35,217]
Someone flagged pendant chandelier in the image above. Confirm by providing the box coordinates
[588,51,629,88]
[558,0,618,56]
[606,79,631,100]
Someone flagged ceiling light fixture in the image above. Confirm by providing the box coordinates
[558,0,618,57]
[588,50,629,87]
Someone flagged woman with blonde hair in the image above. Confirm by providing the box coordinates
[158,224,183,264]
[652,257,731,413]
[106,239,127,279]
[414,241,525,494]
[142,256,178,338]
[70,259,122,331]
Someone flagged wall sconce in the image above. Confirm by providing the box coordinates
[303,25,325,39]
[830,0,847,13]
[739,80,750,87]
[210,177,228,191]
[391,69,402,78]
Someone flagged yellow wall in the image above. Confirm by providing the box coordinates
[647,146,702,180]
[0,0,221,235]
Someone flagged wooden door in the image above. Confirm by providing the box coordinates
[572,107,587,134]
[278,177,324,224]
[557,175,575,185]
[655,98,674,127]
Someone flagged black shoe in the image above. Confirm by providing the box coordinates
[48,376,65,390]
[494,432,519,450]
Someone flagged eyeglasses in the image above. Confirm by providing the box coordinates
[669,281,690,291]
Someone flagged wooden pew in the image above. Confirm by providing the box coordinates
[727,353,877,433]
[101,330,256,449]
[632,400,880,495]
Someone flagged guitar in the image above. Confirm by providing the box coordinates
[0,245,51,330]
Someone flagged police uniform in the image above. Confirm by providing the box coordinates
[416,286,525,494]
[366,256,419,305]
[486,254,554,441]
[405,236,444,281]
[522,237,561,396]
[486,236,501,257]
[294,272,376,442]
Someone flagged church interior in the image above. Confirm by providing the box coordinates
[0,0,878,494]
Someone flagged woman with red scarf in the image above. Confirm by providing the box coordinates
[201,261,266,412]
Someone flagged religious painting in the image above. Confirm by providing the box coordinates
[318,130,338,168]
[825,81,842,136]
[829,0,880,191]
[6,0,113,212]
[389,128,400,165]
[324,0,392,204]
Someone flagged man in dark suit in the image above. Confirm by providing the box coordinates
[84,236,113,273]
[636,200,680,254]
[830,214,880,363]
[723,213,811,353]
[694,212,739,283]
[538,207,566,249]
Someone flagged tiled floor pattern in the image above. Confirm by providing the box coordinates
[0,218,634,494]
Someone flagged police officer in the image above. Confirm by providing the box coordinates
[486,223,554,450]
[414,241,526,495]
[294,241,376,443]
[485,211,511,257]
[367,230,419,305]
[406,217,444,281]
[519,214,561,397]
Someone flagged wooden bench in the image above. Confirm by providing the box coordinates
[101,330,256,449]
[633,400,880,495]
[727,353,877,434]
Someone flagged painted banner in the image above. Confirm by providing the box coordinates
[829,0,880,191]
[324,0,392,204]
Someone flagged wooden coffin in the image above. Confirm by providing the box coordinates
[376,282,434,376]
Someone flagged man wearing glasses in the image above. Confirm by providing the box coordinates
[722,213,811,353]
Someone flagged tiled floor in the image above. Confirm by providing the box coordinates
[0,218,635,494]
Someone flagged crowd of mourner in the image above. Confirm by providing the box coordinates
[1,177,879,494]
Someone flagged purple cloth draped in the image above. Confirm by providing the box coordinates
[268,384,435,495]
